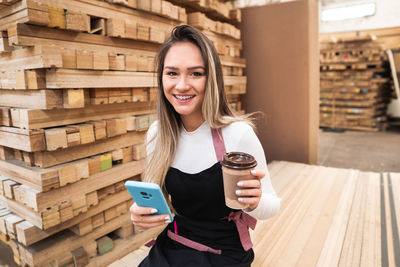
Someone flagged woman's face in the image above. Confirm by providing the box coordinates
[162,42,206,124]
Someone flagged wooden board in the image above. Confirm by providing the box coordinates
[34,130,146,167]
[11,101,154,130]
[16,190,132,246]
[0,89,63,109]
[46,69,156,89]
[245,161,400,266]
[0,127,45,152]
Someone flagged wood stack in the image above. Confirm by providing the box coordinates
[319,36,391,131]
[0,0,245,266]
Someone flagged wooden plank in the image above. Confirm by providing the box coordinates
[8,20,160,53]
[0,126,45,152]
[16,190,132,246]
[316,170,359,266]
[360,172,381,267]
[86,225,164,267]
[21,212,132,266]
[0,45,62,71]
[28,159,143,212]
[63,89,85,109]
[0,107,11,126]
[0,89,63,109]
[252,165,318,264]
[45,69,156,89]
[34,130,145,168]
[65,11,89,32]
[11,101,154,130]
[45,127,68,151]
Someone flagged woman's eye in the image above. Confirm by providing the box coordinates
[166,71,178,76]
[192,72,204,77]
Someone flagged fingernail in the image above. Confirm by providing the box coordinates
[165,216,170,221]
[151,209,158,214]
[238,198,244,202]
[237,182,244,186]
[251,170,256,175]
[236,190,241,195]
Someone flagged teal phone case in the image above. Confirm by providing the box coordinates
[125,180,173,222]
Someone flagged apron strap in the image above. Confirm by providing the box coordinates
[211,128,226,162]
[167,230,222,255]
[223,211,257,251]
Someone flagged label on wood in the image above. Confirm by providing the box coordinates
[48,6,66,29]
[100,153,112,172]
[96,236,114,255]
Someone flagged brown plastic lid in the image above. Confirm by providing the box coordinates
[221,152,257,170]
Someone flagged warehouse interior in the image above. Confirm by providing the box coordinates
[0,0,399,266]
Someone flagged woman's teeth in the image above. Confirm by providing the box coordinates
[175,95,194,100]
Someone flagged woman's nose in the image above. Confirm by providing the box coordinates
[175,76,189,90]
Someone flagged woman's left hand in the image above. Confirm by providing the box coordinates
[236,169,265,211]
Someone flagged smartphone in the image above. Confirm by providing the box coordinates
[124,180,173,222]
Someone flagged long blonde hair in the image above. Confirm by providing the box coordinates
[144,25,254,198]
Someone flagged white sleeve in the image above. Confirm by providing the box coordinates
[146,121,158,157]
[234,127,281,220]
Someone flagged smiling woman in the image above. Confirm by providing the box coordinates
[162,42,207,131]
[129,25,281,267]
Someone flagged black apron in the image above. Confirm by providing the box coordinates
[139,128,256,266]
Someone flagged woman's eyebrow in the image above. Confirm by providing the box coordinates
[164,66,205,70]
[187,66,205,70]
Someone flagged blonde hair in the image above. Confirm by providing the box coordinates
[143,25,254,200]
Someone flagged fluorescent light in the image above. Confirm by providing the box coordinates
[321,3,376,22]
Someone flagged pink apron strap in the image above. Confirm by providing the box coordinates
[167,230,222,255]
[211,128,226,162]
[224,211,257,251]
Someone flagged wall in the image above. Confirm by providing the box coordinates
[241,0,319,164]
[320,0,400,34]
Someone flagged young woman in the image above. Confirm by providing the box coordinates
[130,25,280,266]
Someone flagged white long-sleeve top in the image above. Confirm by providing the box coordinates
[146,120,281,220]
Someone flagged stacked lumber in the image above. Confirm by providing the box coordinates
[170,0,246,114]
[0,0,174,266]
[0,0,244,266]
[319,36,391,131]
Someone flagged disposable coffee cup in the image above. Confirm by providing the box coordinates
[221,152,257,209]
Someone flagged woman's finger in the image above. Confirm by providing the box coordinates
[131,214,170,224]
[130,203,158,215]
[235,188,262,198]
[237,179,261,189]
[250,169,265,180]
[135,220,170,229]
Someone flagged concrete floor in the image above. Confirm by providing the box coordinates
[0,127,399,266]
[318,126,400,172]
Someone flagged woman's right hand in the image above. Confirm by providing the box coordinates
[129,202,171,230]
